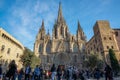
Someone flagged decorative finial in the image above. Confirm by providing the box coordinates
[47,29,50,35]
[57,2,64,23]
[41,19,45,30]
[78,20,82,30]
[42,19,44,26]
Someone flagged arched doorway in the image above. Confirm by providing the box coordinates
[53,52,71,65]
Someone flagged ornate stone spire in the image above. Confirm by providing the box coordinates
[37,20,46,40]
[77,21,82,40]
[77,20,86,41]
[38,20,45,33]
[41,20,45,30]
[57,2,64,23]
[78,21,82,31]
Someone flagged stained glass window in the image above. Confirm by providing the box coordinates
[46,42,51,53]
[39,44,43,53]
[73,43,78,52]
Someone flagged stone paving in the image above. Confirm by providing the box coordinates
[45,77,120,80]
[89,77,120,80]
[87,77,120,80]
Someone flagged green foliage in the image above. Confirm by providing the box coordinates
[84,53,104,69]
[109,49,120,73]
[20,47,40,68]
[31,55,41,69]
[97,59,104,69]
[88,54,98,68]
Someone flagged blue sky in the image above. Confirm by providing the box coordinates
[0,0,120,51]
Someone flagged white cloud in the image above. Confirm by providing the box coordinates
[33,0,58,35]
[34,1,49,14]
[6,0,58,50]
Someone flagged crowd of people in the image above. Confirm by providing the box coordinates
[50,64,113,80]
[0,60,114,80]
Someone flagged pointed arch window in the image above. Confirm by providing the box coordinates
[61,27,62,35]
[40,33,42,40]
[16,53,19,58]
[7,48,11,54]
[55,28,57,38]
[46,42,51,53]
[73,43,79,52]
[1,45,5,51]
[115,31,118,36]
[65,27,67,37]
[39,44,43,53]
[64,42,69,52]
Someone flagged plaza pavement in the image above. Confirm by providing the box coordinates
[45,77,120,80]
[87,77,120,80]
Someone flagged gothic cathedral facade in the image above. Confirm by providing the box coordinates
[34,3,86,69]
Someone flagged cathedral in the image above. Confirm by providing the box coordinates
[34,3,86,69]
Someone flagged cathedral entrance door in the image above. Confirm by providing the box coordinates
[53,52,71,66]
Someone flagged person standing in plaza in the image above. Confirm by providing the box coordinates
[39,66,43,80]
[51,64,56,80]
[57,65,62,80]
[6,60,17,80]
[104,64,113,80]
[66,68,69,80]
[25,64,31,80]
[69,67,73,80]
[34,65,40,80]
[18,68,24,80]
[94,68,101,80]
[73,67,77,80]
[0,64,2,80]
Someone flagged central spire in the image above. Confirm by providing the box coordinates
[57,2,64,23]
[39,20,45,34]
[41,20,45,30]
[78,21,82,31]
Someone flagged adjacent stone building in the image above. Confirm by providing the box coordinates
[86,21,120,63]
[34,3,86,69]
[0,28,24,72]
[114,29,120,51]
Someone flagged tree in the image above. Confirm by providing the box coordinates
[88,54,98,69]
[30,54,41,69]
[83,53,104,70]
[97,53,104,69]
[109,49,120,74]
[20,47,40,68]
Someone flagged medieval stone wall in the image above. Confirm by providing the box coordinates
[86,21,120,63]
[0,28,24,72]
